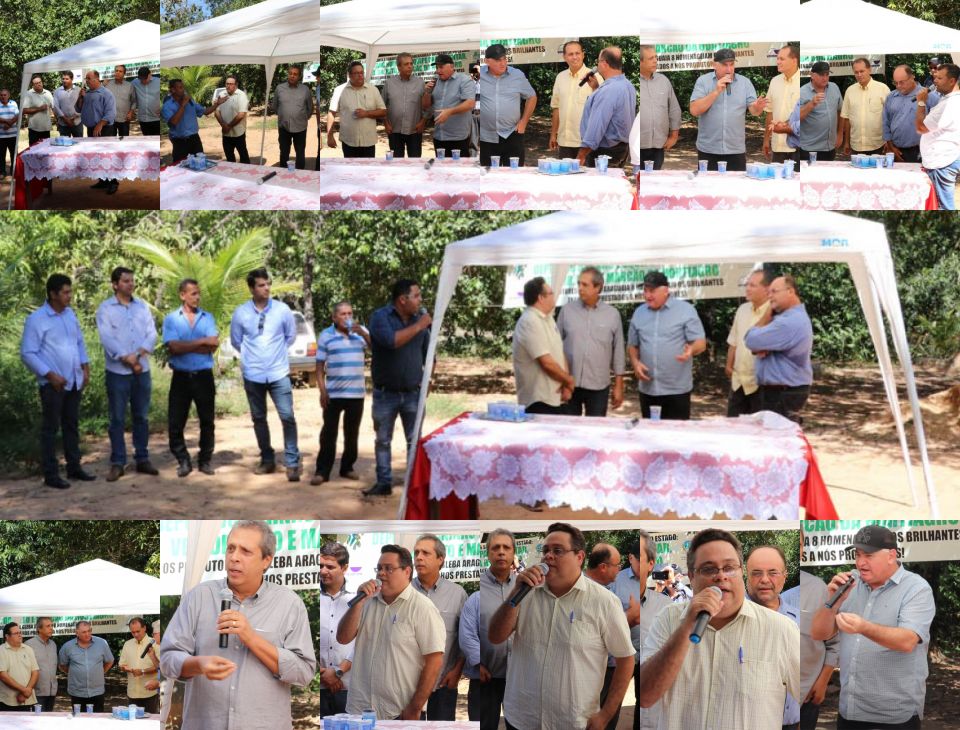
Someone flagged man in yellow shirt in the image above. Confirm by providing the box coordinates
[119,617,160,714]
[764,44,802,163]
[725,269,771,416]
[549,41,600,159]
[841,58,890,156]
[0,622,39,711]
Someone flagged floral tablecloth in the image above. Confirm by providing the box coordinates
[799,161,936,210]
[20,137,160,182]
[160,161,321,210]
[2,713,160,729]
[408,411,835,520]
[635,170,801,209]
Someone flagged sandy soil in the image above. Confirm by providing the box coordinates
[1,358,956,521]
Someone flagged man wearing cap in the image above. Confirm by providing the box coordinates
[629,45,680,172]
[549,41,601,159]
[763,44,802,163]
[626,271,706,421]
[577,46,636,168]
[922,58,940,90]
[884,65,939,164]
[422,54,475,159]
[725,269,771,417]
[479,43,536,167]
[811,525,935,729]
[793,61,843,161]
[383,53,427,158]
[689,48,768,171]
[556,266,625,417]
[744,275,813,424]
[916,62,960,210]
[840,58,890,157]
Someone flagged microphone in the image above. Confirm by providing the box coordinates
[347,579,382,608]
[139,639,155,659]
[578,69,597,87]
[825,575,856,609]
[424,157,436,170]
[689,586,722,644]
[218,588,233,649]
[507,563,549,607]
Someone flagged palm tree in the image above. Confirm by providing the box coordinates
[160,65,219,104]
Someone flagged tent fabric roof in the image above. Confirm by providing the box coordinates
[800,0,960,55]
[160,0,481,68]
[23,20,160,77]
[0,559,160,616]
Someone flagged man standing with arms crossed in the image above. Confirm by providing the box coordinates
[24,617,58,712]
[725,269,771,416]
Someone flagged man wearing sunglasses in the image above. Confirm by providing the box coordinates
[338,544,445,720]
[490,523,635,730]
[637,528,800,730]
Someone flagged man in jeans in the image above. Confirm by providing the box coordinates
[163,278,219,477]
[95,266,158,482]
[273,66,313,169]
[20,274,96,489]
[230,268,301,480]
[53,71,83,138]
[917,62,960,209]
[364,279,431,496]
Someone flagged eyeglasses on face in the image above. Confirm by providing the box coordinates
[694,563,742,578]
[375,564,401,574]
[748,570,785,580]
[540,546,576,558]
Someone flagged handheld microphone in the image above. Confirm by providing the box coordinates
[424,157,436,170]
[825,575,855,609]
[218,588,233,649]
[578,69,597,87]
[507,564,549,607]
[348,579,382,608]
[139,639,155,659]
[689,586,722,644]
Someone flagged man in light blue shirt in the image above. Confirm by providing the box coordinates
[163,278,219,477]
[132,67,161,135]
[95,266,158,482]
[626,271,707,420]
[52,71,83,137]
[20,274,95,489]
[794,62,843,161]
[883,64,939,163]
[423,53,476,159]
[82,70,119,193]
[577,46,636,168]
[230,267,301,480]
[690,48,769,171]
[744,274,813,424]
[479,43,536,167]
[57,621,114,712]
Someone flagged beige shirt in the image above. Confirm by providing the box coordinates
[513,306,567,408]
[767,71,801,152]
[217,89,249,137]
[22,89,54,131]
[0,643,39,707]
[119,636,158,699]
[504,573,635,730]
[346,582,446,719]
[642,597,800,730]
[550,66,601,148]
[726,300,770,396]
[335,83,386,148]
[841,79,890,151]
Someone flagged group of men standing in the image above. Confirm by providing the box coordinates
[512,266,813,425]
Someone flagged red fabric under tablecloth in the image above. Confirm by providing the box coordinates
[13,149,47,210]
[799,433,838,519]
[924,178,938,210]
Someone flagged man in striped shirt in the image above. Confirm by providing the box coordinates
[0,88,18,177]
[311,300,370,485]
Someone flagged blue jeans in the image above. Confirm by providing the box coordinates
[106,370,152,466]
[243,377,300,467]
[372,386,419,486]
[927,157,960,210]
[426,686,458,721]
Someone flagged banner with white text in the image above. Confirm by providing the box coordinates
[801,520,960,565]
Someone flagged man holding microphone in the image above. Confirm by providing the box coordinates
[810,525,934,729]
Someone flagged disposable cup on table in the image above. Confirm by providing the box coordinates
[33,705,41,713]
[451,149,461,160]
[808,151,817,165]
[649,406,662,421]
[73,704,81,715]
[384,150,394,161]
[286,161,295,172]
[569,158,580,172]
[490,155,500,168]
[717,160,728,173]
[559,159,571,173]
[885,152,895,168]
[643,160,654,173]
[538,158,549,172]
[783,160,795,178]
[596,155,610,174]
[86,704,94,713]
[509,156,519,169]
[548,159,561,174]
[698,159,708,173]
[437,148,446,159]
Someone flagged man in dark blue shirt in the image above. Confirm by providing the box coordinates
[364,279,431,496]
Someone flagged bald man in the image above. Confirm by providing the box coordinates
[585,543,626,730]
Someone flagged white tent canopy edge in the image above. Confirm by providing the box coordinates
[398,210,938,519]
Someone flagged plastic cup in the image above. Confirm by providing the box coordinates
[286,160,295,172]
[73,704,81,716]
[783,160,795,179]
[568,159,580,172]
[86,704,94,713]
[489,155,500,168]
[717,160,728,174]
[33,705,41,713]
[509,156,519,169]
[808,151,817,165]
[596,155,610,174]
[649,405,662,422]
[559,159,571,173]
[436,148,446,160]
[548,159,561,174]
[873,155,884,168]
[451,149,461,160]
[885,152,895,168]
[644,160,655,173]
[384,150,393,161]
[537,158,549,173]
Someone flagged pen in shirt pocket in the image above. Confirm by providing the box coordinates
[738,646,744,664]
[569,610,575,624]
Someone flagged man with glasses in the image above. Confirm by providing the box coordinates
[746,546,800,730]
[810,525,934,730]
[318,542,355,717]
[883,65,938,164]
[638,528,800,729]
[725,269,771,417]
[24,618,58,712]
[230,268,301,481]
[58,621,114,713]
[119,617,159,713]
[490,523,635,730]
[584,543,628,730]
[81,70,119,194]
[0,622,39,711]
[338,545,445,720]
[459,529,516,730]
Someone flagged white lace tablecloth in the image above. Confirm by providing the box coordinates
[635,170,801,209]
[423,412,804,519]
[800,161,934,210]
[1,713,160,729]
[316,160,634,210]
[160,161,321,210]
[364,723,478,729]
[20,137,160,181]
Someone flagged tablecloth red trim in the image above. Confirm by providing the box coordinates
[799,433,838,519]
[924,180,938,211]
[13,141,47,210]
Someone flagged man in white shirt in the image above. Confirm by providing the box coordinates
[318,542,355,717]
[917,62,960,209]
[215,76,250,163]
[725,269,771,416]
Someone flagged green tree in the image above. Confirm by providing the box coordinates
[160,65,218,103]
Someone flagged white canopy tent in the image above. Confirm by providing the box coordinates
[7,19,161,210]
[0,559,160,616]
[800,0,960,56]
[160,0,480,161]
[398,210,939,519]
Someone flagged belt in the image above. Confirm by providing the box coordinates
[374,384,420,393]
[760,383,809,391]
[173,368,213,377]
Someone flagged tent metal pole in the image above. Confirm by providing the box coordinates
[260,64,269,164]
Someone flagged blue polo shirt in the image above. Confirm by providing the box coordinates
[797,81,842,153]
[744,304,813,387]
[58,636,114,698]
[162,95,205,138]
[479,65,536,142]
[368,304,428,391]
[163,307,218,372]
[580,74,637,150]
[20,302,89,388]
[883,84,940,149]
[229,298,296,384]
[691,72,758,154]
[627,296,706,397]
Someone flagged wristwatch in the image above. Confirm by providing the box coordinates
[918,101,927,108]
[334,668,344,678]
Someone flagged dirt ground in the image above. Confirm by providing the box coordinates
[1,357,956,521]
